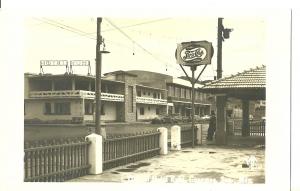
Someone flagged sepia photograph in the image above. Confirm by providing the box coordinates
[24,16,266,183]
[0,2,296,191]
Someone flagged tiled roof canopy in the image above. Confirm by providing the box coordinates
[201,65,266,100]
[203,65,265,89]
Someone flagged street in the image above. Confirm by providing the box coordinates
[70,145,265,183]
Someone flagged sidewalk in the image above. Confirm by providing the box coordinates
[69,145,265,183]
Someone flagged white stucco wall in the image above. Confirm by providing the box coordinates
[100,102,117,121]
[136,104,160,120]
[25,100,118,122]
[24,100,82,121]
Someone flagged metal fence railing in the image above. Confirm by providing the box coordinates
[181,127,198,147]
[103,131,161,170]
[24,137,90,182]
[250,120,265,136]
[230,119,265,136]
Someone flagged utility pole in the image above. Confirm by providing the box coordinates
[95,17,103,135]
[215,17,233,145]
[217,17,233,79]
[217,18,223,79]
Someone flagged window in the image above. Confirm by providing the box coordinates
[148,92,150,96]
[44,102,52,115]
[181,88,185,98]
[137,90,141,97]
[140,107,144,115]
[54,102,70,115]
[173,86,176,97]
[168,86,172,96]
[175,87,180,97]
[153,92,157,98]
[175,106,179,114]
[148,106,151,111]
[101,104,105,115]
[186,89,190,99]
[85,102,93,115]
[156,108,160,115]
[195,106,199,115]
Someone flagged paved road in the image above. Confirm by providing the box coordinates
[70,145,265,183]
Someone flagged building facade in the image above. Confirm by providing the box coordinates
[24,70,214,124]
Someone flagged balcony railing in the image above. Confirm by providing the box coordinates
[29,90,124,102]
[136,96,167,105]
[167,96,211,105]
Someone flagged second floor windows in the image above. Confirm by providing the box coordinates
[44,102,71,115]
[140,107,144,115]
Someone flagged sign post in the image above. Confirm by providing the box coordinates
[175,41,213,148]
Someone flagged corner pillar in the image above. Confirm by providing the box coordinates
[85,133,103,174]
[216,95,227,145]
[242,99,250,136]
[157,127,168,155]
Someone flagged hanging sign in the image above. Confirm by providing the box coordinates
[175,41,213,66]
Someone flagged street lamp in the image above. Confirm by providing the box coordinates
[95,18,110,138]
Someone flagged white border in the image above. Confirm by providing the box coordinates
[0,1,296,191]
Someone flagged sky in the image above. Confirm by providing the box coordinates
[24,16,266,80]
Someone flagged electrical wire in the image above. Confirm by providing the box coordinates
[83,18,171,35]
[33,18,96,40]
[104,18,174,72]
[32,17,185,76]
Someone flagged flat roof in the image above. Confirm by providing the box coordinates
[25,73,125,84]
[103,70,138,77]
[136,84,166,91]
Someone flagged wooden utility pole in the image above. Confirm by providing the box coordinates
[95,17,102,135]
[217,17,223,79]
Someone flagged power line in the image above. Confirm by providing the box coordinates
[33,18,96,40]
[104,18,174,72]
[32,17,185,76]
[42,18,95,38]
[82,18,171,35]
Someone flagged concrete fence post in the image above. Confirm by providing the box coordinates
[157,127,168,155]
[85,133,103,174]
[171,125,181,151]
[196,124,202,145]
[202,123,209,145]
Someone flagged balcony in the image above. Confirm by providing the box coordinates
[136,96,167,105]
[167,96,211,105]
[29,90,124,102]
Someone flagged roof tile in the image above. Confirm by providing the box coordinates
[202,65,265,89]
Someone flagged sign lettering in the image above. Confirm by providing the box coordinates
[40,60,68,66]
[175,41,213,66]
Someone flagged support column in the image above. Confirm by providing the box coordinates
[216,95,227,145]
[51,80,55,91]
[71,78,76,90]
[196,124,202,145]
[242,99,250,136]
[157,127,168,155]
[171,125,181,150]
[82,98,85,116]
[88,81,92,91]
[85,133,103,174]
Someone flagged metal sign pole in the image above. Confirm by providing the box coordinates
[176,40,213,147]
[191,65,197,148]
